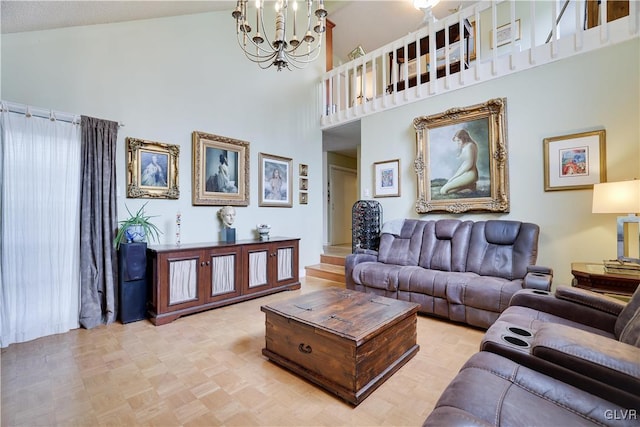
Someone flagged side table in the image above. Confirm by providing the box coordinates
[571,262,640,297]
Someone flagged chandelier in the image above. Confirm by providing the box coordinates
[232,0,328,71]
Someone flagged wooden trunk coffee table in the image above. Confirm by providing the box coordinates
[261,287,420,405]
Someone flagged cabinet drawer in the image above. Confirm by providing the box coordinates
[265,313,356,390]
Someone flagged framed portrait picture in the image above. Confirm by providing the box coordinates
[413,98,509,213]
[373,159,401,197]
[299,192,308,204]
[192,131,250,206]
[299,163,308,176]
[259,153,293,207]
[126,137,179,199]
[543,130,606,191]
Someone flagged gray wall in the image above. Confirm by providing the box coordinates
[1,11,325,271]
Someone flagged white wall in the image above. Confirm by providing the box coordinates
[359,39,640,285]
[1,11,325,272]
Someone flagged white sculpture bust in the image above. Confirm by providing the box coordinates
[218,205,236,228]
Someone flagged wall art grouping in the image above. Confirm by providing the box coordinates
[126,130,308,208]
[413,97,509,214]
[126,137,180,199]
[299,163,308,205]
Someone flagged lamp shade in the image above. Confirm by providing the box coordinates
[592,180,640,214]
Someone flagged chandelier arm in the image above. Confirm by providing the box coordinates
[236,33,279,63]
[286,39,323,59]
[236,32,270,59]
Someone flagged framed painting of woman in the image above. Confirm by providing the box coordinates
[259,153,293,207]
[413,98,509,213]
[126,137,179,199]
[192,131,250,206]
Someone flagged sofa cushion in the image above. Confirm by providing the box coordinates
[466,220,539,280]
[615,286,640,345]
[418,219,472,272]
[351,262,405,292]
[377,219,426,266]
[445,274,524,314]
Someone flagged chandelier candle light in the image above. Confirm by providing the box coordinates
[233,0,327,70]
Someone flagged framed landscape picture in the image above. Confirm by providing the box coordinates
[543,130,606,191]
[412,98,509,213]
[259,153,293,207]
[192,131,250,206]
[126,137,179,199]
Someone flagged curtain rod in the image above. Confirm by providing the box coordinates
[0,101,125,127]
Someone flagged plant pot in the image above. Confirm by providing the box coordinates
[125,225,146,243]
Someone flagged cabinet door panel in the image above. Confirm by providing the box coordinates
[211,254,236,295]
[169,258,198,304]
[248,250,269,288]
[277,247,293,281]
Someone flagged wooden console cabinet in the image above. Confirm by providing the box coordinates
[147,237,300,325]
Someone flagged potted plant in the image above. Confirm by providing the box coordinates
[113,202,162,249]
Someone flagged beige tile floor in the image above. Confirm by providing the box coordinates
[1,277,484,426]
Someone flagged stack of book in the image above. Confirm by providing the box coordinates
[604,260,640,276]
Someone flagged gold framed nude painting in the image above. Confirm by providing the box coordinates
[412,98,509,214]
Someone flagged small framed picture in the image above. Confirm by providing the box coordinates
[373,159,400,198]
[299,178,308,191]
[299,192,308,204]
[259,153,293,207]
[491,19,522,48]
[126,137,179,199]
[543,130,606,191]
[299,163,308,176]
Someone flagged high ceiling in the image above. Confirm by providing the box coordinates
[0,1,473,63]
[1,0,475,157]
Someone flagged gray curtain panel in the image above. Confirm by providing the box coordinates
[79,116,119,329]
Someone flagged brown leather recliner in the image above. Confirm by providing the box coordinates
[423,351,639,427]
[480,285,640,409]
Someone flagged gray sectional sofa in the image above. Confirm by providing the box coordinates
[345,218,553,329]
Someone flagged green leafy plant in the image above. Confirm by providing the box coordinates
[113,202,162,249]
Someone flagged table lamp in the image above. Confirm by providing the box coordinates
[592,179,640,264]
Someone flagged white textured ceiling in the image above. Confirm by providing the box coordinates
[1,1,472,62]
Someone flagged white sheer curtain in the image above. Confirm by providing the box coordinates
[0,105,82,348]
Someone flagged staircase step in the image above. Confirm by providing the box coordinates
[320,254,346,266]
[305,263,345,283]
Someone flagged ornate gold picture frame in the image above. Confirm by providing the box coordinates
[126,137,179,199]
[413,98,509,213]
[192,131,250,206]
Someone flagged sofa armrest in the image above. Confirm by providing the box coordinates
[522,265,553,291]
[345,252,378,289]
[554,285,626,316]
[532,323,640,400]
[509,288,620,332]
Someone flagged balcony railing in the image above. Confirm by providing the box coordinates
[320,0,639,129]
